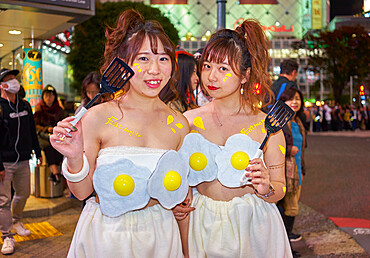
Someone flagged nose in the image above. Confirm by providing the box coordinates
[148,59,160,75]
[208,67,217,82]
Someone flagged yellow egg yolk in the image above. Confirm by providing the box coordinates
[230,151,250,170]
[164,171,182,191]
[113,174,135,196]
[189,152,207,171]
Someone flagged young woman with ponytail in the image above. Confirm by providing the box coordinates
[50,9,190,257]
[180,19,293,257]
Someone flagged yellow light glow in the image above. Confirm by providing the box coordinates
[9,30,21,35]
[0,43,3,47]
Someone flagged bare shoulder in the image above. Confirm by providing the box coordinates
[184,104,210,125]
[81,101,115,128]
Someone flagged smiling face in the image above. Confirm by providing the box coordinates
[129,36,172,98]
[285,92,302,113]
[201,57,246,99]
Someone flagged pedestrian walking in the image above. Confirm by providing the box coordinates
[0,68,42,255]
[278,87,307,257]
[271,59,299,101]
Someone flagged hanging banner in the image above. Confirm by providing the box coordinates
[23,48,43,109]
[150,0,187,4]
[239,0,277,4]
[312,0,322,30]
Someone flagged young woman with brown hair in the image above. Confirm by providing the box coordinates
[179,19,292,257]
[50,9,189,257]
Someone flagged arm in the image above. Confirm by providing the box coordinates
[50,109,100,200]
[246,131,286,203]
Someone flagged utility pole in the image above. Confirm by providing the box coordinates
[350,75,353,104]
[217,0,226,30]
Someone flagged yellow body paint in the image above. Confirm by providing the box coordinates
[190,130,199,133]
[240,119,265,135]
[167,115,174,125]
[105,116,141,137]
[193,117,205,130]
[222,73,232,82]
[133,63,142,73]
[166,115,184,134]
[278,145,286,155]
[283,186,286,193]
[261,127,266,133]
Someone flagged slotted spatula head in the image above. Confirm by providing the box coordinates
[101,57,135,94]
[265,100,295,135]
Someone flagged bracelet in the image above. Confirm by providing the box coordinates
[61,154,89,182]
[254,183,275,198]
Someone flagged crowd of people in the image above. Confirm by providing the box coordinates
[307,102,370,132]
[0,8,367,257]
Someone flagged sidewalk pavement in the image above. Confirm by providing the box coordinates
[309,129,370,138]
[9,194,368,257]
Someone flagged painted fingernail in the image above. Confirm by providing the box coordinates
[59,137,64,142]
[67,133,72,137]
[72,126,77,131]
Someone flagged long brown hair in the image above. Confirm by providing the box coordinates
[101,9,178,95]
[200,19,273,111]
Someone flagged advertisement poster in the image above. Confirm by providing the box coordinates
[23,48,43,109]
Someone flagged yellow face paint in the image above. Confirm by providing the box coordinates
[222,73,232,82]
[175,123,183,129]
[105,116,141,137]
[261,127,266,134]
[133,63,142,73]
[283,186,286,193]
[278,145,286,155]
[171,128,176,133]
[240,119,265,135]
[193,117,205,130]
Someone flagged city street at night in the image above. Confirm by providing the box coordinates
[1,131,369,257]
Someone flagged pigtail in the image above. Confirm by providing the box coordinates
[237,19,273,110]
[101,10,145,74]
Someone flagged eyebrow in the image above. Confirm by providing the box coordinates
[137,51,168,55]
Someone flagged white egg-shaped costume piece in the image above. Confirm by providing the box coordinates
[216,134,263,188]
[178,133,221,186]
[93,158,151,217]
[148,150,189,209]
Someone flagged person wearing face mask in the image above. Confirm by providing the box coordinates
[0,68,42,255]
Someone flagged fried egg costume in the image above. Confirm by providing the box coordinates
[67,146,185,258]
[179,134,292,258]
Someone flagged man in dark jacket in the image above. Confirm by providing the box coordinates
[0,68,42,255]
[272,59,299,100]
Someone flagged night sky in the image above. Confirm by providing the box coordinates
[330,0,364,20]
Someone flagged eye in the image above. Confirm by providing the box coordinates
[220,66,228,72]
[138,56,148,61]
[160,56,169,61]
[203,64,210,69]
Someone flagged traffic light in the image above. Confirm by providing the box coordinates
[359,85,365,96]
[253,83,261,95]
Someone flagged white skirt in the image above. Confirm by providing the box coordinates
[68,197,183,258]
[189,192,292,258]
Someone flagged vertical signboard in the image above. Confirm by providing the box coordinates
[23,48,42,109]
[312,0,322,29]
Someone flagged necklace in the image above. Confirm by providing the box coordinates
[213,104,223,127]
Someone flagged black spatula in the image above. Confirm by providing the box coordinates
[70,57,134,127]
[240,100,294,185]
[57,58,134,141]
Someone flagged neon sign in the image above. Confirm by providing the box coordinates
[234,18,294,32]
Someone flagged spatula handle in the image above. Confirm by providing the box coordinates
[56,107,88,142]
[240,148,263,186]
